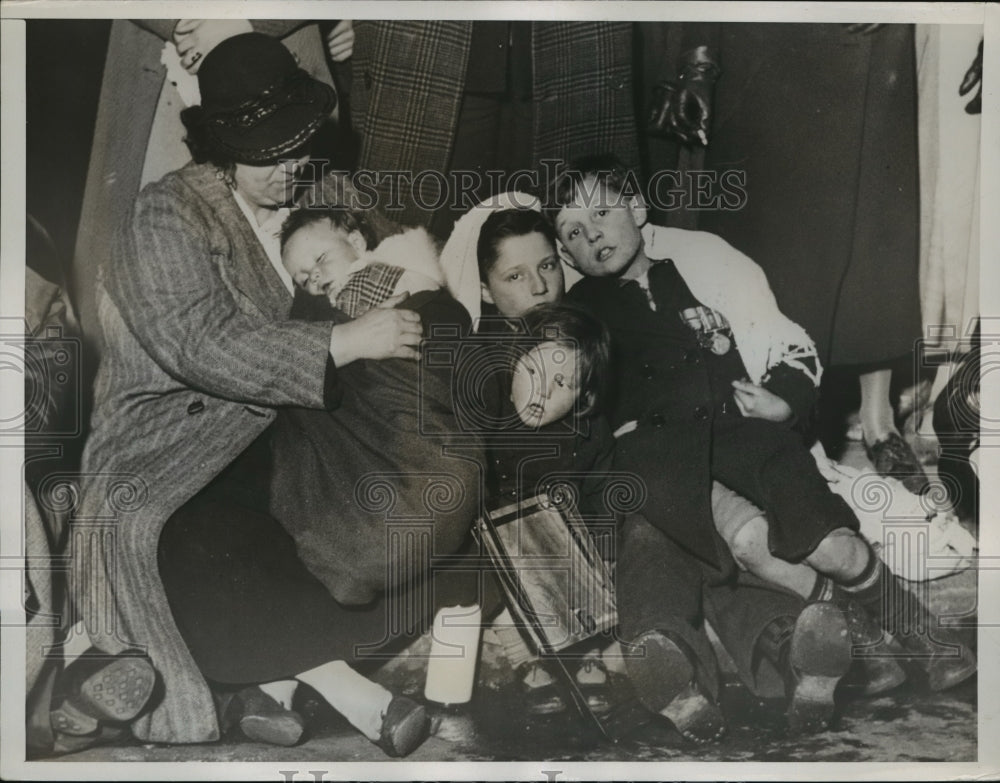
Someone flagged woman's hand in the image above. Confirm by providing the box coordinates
[328,292,423,366]
[326,20,355,62]
[173,19,254,73]
[731,379,793,422]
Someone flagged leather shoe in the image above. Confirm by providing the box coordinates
[896,625,976,692]
[838,599,908,696]
[625,630,725,744]
[786,602,852,735]
[518,661,567,716]
[223,686,305,747]
[50,648,156,737]
[864,432,930,494]
[375,695,430,757]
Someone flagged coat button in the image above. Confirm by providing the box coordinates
[642,363,655,380]
[685,349,700,364]
[187,400,204,415]
[651,413,666,427]
[693,405,709,421]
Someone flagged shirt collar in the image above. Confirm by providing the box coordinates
[231,189,294,295]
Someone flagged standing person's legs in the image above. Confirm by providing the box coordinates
[859,364,930,494]
[432,92,534,239]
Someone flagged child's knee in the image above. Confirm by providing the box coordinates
[726,515,771,571]
[806,528,866,575]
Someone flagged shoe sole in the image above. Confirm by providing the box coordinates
[626,631,725,743]
[240,713,305,747]
[788,603,851,735]
[378,700,430,758]
[51,657,155,735]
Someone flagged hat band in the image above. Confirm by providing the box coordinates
[207,115,326,165]
[206,69,317,133]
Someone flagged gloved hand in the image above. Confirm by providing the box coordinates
[959,39,983,115]
[647,45,720,146]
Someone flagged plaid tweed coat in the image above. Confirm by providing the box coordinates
[351,21,639,226]
[73,162,339,744]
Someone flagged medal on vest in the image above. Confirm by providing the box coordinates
[679,306,733,356]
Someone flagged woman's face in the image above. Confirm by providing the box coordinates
[481,232,565,318]
[233,155,310,210]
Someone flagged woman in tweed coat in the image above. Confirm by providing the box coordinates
[71,34,433,755]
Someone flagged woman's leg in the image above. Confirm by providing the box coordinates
[859,366,930,493]
[858,367,896,442]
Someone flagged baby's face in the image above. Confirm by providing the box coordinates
[510,341,581,428]
[281,220,363,297]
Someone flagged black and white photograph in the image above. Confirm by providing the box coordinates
[1,2,997,780]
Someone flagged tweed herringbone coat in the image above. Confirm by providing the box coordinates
[73,162,340,744]
[350,21,640,226]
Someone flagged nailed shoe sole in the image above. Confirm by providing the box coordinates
[51,657,155,735]
[626,631,725,743]
[788,603,852,734]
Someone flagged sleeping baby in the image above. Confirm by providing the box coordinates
[280,207,444,317]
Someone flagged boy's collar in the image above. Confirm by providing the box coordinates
[615,257,672,287]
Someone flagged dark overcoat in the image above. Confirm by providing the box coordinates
[695,23,921,366]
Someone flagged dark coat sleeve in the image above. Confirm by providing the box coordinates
[269,289,483,605]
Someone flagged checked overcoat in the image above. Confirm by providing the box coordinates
[350,21,640,226]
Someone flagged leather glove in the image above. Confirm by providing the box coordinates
[647,45,720,146]
[959,39,983,115]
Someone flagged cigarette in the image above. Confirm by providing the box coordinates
[696,129,708,146]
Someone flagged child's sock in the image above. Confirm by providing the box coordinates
[296,661,393,741]
[836,543,898,634]
[491,608,536,671]
[806,574,837,604]
[258,680,298,711]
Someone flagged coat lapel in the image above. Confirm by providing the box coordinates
[186,165,293,320]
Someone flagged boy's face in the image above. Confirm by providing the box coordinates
[553,176,645,278]
[481,232,565,318]
[510,341,581,428]
[281,219,366,296]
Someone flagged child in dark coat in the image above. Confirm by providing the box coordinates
[550,154,975,709]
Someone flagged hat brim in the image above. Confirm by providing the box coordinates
[204,78,337,165]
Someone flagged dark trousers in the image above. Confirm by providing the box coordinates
[431,92,535,239]
[616,513,803,701]
[712,416,860,562]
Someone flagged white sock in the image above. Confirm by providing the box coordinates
[61,621,93,666]
[490,608,535,670]
[296,661,393,741]
[258,679,298,710]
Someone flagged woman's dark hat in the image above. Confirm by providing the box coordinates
[196,32,336,165]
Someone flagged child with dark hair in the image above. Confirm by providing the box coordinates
[550,154,975,730]
[475,208,565,321]
[481,301,620,715]
[281,207,444,318]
